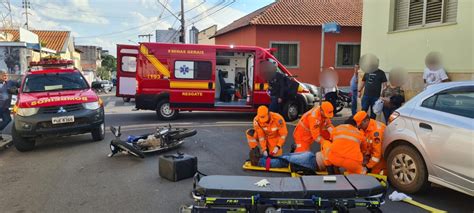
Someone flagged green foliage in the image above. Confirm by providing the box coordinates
[97,67,111,80]
[101,55,117,73]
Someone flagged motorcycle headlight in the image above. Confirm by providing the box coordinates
[83,101,100,110]
[16,107,39,117]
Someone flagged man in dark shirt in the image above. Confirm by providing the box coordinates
[0,71,19,141]
[358,69,387,119]
[262,61,286,113]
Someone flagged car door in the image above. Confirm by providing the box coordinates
[411,86,474,193]
[116,45,138,97]
[169,59,215,108]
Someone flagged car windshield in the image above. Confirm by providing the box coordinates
[23,72,89,93]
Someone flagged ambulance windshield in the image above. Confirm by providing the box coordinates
[23,72,89,93]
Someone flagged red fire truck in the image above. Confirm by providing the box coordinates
[116,43,315,121]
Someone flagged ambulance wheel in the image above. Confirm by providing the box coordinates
[387,145,429,194]
[282,101,299,121]
[12,128,35,152]
[156,99,178,120]
[123,97,131,102]
[91,123,105,141]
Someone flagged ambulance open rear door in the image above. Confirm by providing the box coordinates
[116,45,138,101]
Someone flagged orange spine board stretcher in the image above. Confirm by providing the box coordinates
[242,161,387,185]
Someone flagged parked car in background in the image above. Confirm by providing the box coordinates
[383,81,473,196]
[101,80,114,92]
[91,80,113,94]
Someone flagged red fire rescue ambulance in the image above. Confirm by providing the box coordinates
[116,43,315,121]
[12,59,105,151]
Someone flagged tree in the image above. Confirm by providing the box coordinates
[97,67,111,80]
[101,55,117,73]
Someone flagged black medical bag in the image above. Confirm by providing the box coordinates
[159,153,197,182]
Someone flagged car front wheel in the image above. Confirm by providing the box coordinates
[91,123,105,141]
[156,99,178,120]
[387,145,430,194]
[12,127,35,152]
[282,101,299,121]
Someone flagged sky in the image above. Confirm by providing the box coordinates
[5,0,274,56]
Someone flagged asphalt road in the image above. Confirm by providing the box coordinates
[0,93,472,213]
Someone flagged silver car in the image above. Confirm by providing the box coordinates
[383,81,473,196]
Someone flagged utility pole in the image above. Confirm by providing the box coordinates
[179,0,185,43]
[138,34,153,42]
[22,0,31,29]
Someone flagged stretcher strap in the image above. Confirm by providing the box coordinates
[265,157,271,171]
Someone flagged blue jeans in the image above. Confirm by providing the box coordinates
[351,90,358,115]
[0,108,11,132]
[383,106,394,124]
[258,152,316,170]
[361,95,379,119]
[269,96,280,113]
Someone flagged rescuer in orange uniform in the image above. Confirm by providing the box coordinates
[327,118,367,174]
[353,111,387,174]
[253,106,288,156]
[293,101,334,153]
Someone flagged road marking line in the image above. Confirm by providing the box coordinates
[105,100,115,109]
[215,121,252,124]
[118,123,255,132]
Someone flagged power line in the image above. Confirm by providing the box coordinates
[187,0,226,21]
[27,3,133,20]
[75,18,164,39]
[189,0,235,26]
[156,0,180,20]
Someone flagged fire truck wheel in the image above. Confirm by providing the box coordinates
[91,123,106,141]
[12,128,35,152]
[123,97,131,102]
[282,100,299,121]
[156,99,178,120]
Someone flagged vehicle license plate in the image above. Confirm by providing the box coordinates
[52,116,75,124]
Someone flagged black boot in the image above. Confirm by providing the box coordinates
[327,166,336,175]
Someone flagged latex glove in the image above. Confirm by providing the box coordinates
[271,147,279,155]
[254,179,270,187]
[362,167,368,174]
[263,151,268,157]
[389,191,412,202]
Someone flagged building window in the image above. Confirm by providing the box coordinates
[394,0,458,31]
[174,61,212,80]
[270,42,299,68]
[335,44,361,68]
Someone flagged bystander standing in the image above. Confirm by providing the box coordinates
[0,71,19,141]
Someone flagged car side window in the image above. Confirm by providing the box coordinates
[421,95,437,109]
[174,61,212,80]
[434,90,474,119]
[422,86,474,119]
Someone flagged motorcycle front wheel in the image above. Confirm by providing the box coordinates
[111,140,145,158]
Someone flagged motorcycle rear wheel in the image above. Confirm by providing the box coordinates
[168,129,197,141]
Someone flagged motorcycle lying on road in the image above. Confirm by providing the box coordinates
[108,125,197,158]
[324,89,352,114]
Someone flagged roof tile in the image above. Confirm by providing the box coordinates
[214,0,362,37]
[0,29,70,52]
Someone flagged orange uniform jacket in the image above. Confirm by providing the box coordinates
[293,107,333,153]
[328,124,366,163]
[253,112,288,156]
[362,119,386,169]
